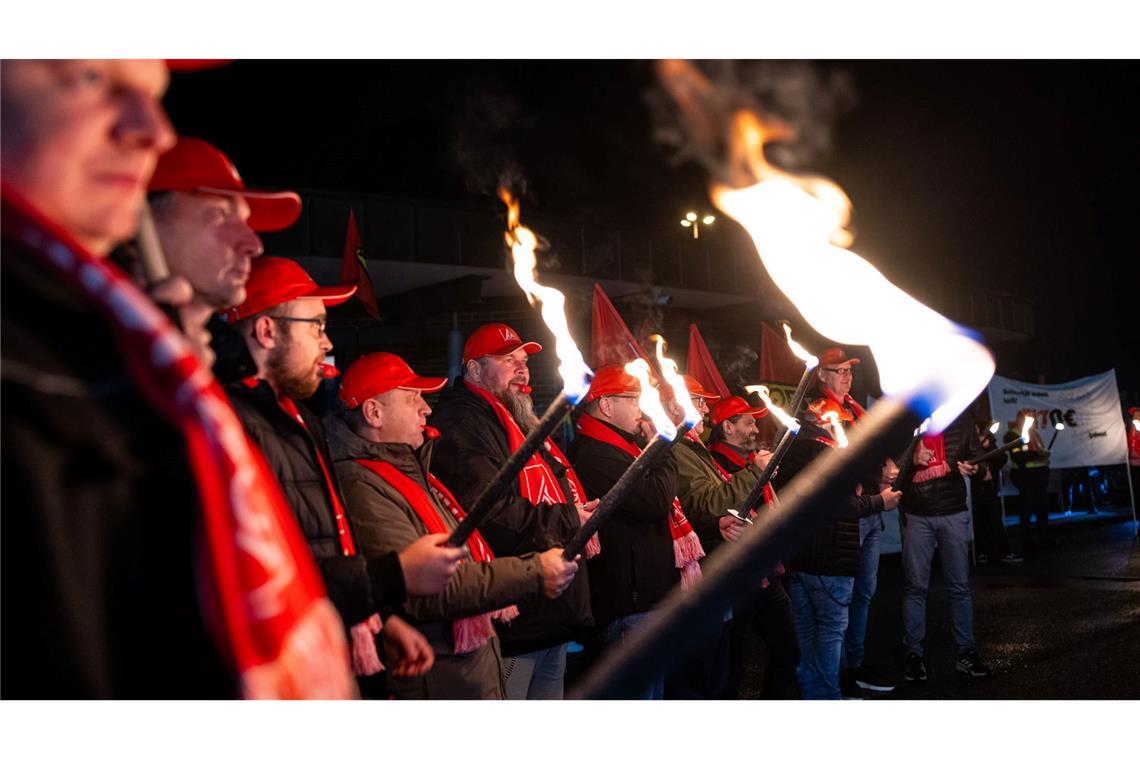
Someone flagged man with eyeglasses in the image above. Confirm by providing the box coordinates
[224,256,467,695]
[567,365,693,699]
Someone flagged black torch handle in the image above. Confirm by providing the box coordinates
[787,366,814,418]
[890,432,923,490]
[738,425,798,518]
[562,434,674,559]
[448,393,574,547]
[965,438,1022,467]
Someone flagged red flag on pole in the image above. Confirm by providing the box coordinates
[687,324,731,400]
[759,321,802,385]
[591,283,652,369]
[340,209,380,319]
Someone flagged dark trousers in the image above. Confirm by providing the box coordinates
[665,614,732,699]
[1011,467,1051,547]
[971,484,1009,559]
[722,577,800,699]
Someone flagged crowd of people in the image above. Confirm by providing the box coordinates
[3,58,1006,700]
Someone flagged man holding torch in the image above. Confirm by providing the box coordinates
[224,257,466,694]
[326,352,579,699]
[430,322,596,700]
[1005,409,1056,552]
[567,364,696,700]
[708,395,767,473]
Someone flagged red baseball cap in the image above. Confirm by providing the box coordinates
[149,137,302,232]
[584,364,641,403]
[684,375,722,402]
[220,256,356,322]
[339,352,447,409]
[710,395,769,426]
[463,323,542,363]
[817,347,861,368]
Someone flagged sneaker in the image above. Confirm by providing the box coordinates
[839,669,864,699]
[1000,552,1024,565]
[851,665,896,693]
[956,649,993,678]
[903,653,927,682]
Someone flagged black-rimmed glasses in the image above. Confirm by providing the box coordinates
[272,316,328,336]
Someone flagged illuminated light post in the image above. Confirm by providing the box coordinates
[680,210,716,239]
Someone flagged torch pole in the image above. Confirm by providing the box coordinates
[569,398,919,699]
[737,424,799,518]
[1047,429,1061,451]
[890,431,923,490]
[562,429,684,559]
[787,365,814,418]
[965,437,1024,467]
[448,392,576,547]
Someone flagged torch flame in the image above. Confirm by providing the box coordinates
[657,62,994,433]
[1133,419,1140,432]
[988,421,1000,435]
[782,323,819,369]
[1054,422,1065,431]
[652,335,702,428]
[500,189,592,402]
[625,358,677,442]
[821,410,849,448]
[1020,414,1035,444]
[746,385,801,434]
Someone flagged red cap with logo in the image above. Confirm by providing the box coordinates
[149,137,302,232]
[462,323,542,363]
[584,364,641,403]
[710,395,769,426]
[339,352,447,409]
[220,256,356,322]
[816,347,861,368]
[684,375,722,402]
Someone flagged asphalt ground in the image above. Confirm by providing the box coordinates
[740,514,1140,700]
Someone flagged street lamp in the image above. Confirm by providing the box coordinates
[680,210,715,239]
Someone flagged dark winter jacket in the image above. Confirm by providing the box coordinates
[428,379,592,656]
[1,218,231,698]
[567,417,681,629]
[772,420,885,577]
[226,380,406,628]
[899,414,981,517]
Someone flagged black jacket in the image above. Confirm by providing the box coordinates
[226,380,406,628]
[772,420,885,577]
[567,417,680,629]
[1,221,231,698]
[898,414,981,517]
[428,379,592,656]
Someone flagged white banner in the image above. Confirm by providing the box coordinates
[986,370,1128,469]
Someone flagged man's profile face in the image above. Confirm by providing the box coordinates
[265,299,332,400]
[153,191,262,308]
[371,389,432,448]
[0,60,175,255]
[601,394,642,436]
[724,414,759,450]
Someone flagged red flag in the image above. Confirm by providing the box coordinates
[759,321,802,385]
[591,283,652,369]
[687,324,731,399]
[340,209,380,319]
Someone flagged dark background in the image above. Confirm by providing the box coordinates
[162,60,1140,395]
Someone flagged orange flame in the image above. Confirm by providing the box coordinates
[500,189,591,401]
[652,335,702,428]
[821,410,849,448]
[1019,414,1034,444]
[658,61,994,433]
[782,323,818,369]
[625,358,677,441]
[746,385,801,433]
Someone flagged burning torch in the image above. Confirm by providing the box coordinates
[967,414,1034,467]
[782,323,819,418]
[448,191,593,548]
[1047,421,1065,451]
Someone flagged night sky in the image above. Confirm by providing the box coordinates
[162,60,1140,395]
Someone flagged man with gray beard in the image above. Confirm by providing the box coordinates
[429,323,596,699]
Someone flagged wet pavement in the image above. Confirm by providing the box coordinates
[743,514,1140,700]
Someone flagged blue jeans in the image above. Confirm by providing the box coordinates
[901,511,976,657]
[503,643,567,700]
[600,612,664,700]
[789,572,854,700]
[842,514,883,670]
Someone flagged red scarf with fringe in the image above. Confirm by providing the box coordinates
[466,381,599,559]
[578,415,704,589]
[2,188,353,699]
[352,456,519,654]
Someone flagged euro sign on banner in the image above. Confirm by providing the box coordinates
[986,370,1129,469]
